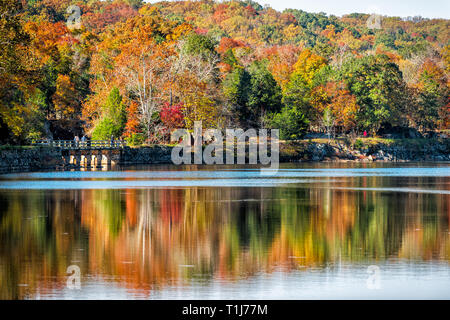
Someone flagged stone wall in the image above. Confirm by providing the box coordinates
[121,145,173,164]
[0,139,448,173]
[0,147,64,173]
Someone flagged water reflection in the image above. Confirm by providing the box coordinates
[0,164,449,299]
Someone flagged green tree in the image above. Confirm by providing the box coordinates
[224,62,282,128]
[92,88,127,140]
[258,25,281,45]
[340,55,407,133]
[267,106,309,140]
[247,61,283,127]
[282,74,311,120]
[183,32,217,58]
[223,66,251,126]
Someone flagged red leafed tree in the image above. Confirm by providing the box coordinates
[194,27,209,35]
[83,2,138,33]
[160,102,185,130]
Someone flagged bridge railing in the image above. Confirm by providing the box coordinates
[32,139,127,149]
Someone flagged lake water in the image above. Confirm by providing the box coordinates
[0,163,449,299]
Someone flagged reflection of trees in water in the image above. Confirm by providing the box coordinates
[0,180,449,298]
[0,190,89,299]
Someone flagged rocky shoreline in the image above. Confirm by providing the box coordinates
[280,138,450,162]
[0,139,448,173]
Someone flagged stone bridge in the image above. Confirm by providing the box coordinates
[33,140,127,168]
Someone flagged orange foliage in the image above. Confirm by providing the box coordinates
[217,37,247,54]
[52,74,80,119]
[311,81,360,130]
[124,101,141,138]
[258,45,303,88]
[24,21,74,65]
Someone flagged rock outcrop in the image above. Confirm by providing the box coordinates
[280,139,450,162]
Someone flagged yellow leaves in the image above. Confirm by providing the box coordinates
[183,94,218,129]
[443,45,450,73]
[335,28,362,51]
[138,5,159,17]
[0,101,25,137]
[0,86,43,139]
[269,63,291,89]
[82,85,110,125]
[398,58,423,86]
[310,86,329,113]
[173,70,220,129]
[292,49,327,84]
[168,23,193,41]
[331,90,359,129]
[282,24,300,43]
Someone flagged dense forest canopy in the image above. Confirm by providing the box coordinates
[0,0,448,144]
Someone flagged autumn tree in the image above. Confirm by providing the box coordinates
[52,74,80,119]
[0,0,43,142]
[85,7,187,142]
[283,49,328,124]
[160,102,184,131]
[173,32,221,129]
[310,81,359,133]
[412,59,449,131]
[115,38,171,141]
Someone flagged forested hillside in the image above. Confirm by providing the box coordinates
[1,0,449,144]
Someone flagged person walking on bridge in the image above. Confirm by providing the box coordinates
[74,135,80,148]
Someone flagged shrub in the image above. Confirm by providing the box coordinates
[268,106,309,140]
[125,133,145,146]
[91,88,127,140]
[354,138,364,149]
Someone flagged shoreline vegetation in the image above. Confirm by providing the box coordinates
[0,137,448,174]
[0,1,448,150]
